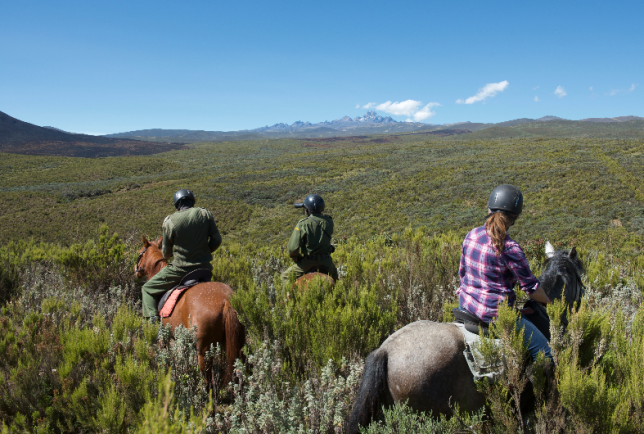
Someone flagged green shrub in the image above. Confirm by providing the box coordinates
[233,273,397,373]
[360,401,485,434]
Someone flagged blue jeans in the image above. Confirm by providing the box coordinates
[517,314,553,363]
[458,300,553,363]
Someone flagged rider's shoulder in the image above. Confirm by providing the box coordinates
[163,215,174,229]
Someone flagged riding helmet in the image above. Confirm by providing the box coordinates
[487,184,523,215]
[173,189,196,209]
[303,194,325,213]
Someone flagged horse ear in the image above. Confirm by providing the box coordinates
[142,235,150,247]
[157,236,163,246]
[545,241,555,258]
[569,246,577,260]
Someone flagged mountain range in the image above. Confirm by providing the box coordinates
[1,109,644,157]
[104,112,644,143]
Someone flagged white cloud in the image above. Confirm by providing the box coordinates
[607,84,637,96]
[456,80,509,104]
[411,103,441,121]
[534,96,540,102]
[358,99,440,122]
[589,86,593,91]
[374,100,422,116]
[554,86,567,98]
[533,86,540,90]
[355,104,360,109]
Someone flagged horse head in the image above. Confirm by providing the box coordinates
[540,241,585,310]
[134,235,165,279]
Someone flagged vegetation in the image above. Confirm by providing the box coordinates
[1,133,644,432]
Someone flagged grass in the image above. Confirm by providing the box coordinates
[1,132,644,432]
[2,136,644,252]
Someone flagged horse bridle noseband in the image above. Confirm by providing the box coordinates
[135,246,167,276]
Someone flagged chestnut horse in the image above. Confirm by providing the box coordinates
[135,236,245,386]
[294,271,335,289]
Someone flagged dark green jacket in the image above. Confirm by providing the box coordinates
[287,213,334,260]
[162,207,222,269]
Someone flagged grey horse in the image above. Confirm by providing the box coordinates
[347,243,584,433]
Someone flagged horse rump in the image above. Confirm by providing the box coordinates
[347,349,389,434]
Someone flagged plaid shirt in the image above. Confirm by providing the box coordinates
[457,226,539,323]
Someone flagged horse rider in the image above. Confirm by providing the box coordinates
[141,189,222,322]
[280,193,339,287]
[456,184,553,362]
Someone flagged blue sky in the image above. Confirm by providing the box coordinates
[1,0,642,134]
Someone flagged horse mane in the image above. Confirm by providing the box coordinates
[539,248,584,309]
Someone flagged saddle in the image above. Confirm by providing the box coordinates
[306,265,331,275]
[452,308,489,335]
[158,269,212,318]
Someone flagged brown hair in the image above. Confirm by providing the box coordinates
[485,212,518,255]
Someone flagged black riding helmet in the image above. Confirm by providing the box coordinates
[487,184,523,215]
[173,189,196,210]
[294,194,325,213]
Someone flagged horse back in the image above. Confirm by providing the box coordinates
[163,282,234,331]
[294,272,335,290]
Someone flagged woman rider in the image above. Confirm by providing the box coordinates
[457,184,552,362]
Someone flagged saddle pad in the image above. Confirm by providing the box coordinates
[159,287,188,318]
[452,322,504,382]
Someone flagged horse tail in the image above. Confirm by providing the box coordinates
[347,348,389,434]
[222,298,245,384]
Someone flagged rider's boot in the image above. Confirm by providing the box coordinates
[147,315,161,324]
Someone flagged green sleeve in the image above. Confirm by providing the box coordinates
[162,216,174,259]
[206,210,222,252]
[287,222,304,259]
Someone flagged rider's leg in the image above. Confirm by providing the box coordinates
[280,262,306,288]
[141,265,185,317]
[320,257,339,281]
[518,314,553,363]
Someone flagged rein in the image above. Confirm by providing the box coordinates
[135,245,167,276]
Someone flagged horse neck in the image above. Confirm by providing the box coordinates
[145,247,167,280]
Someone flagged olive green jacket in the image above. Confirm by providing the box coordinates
[162,207,222,269]
[287,213,334,260]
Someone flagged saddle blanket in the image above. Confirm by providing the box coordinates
[452,322,504,382]
[159,287,188,318]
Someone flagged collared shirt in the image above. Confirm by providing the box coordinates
[457,226,539,323]
[162,207,221,270]
[287,213,334,260]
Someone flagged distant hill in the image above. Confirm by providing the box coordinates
[108,111,644,143]
[0,111,185,157]
[460,119,644,140]
[580,116,644,123]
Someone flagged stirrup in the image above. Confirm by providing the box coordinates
[148,315,160,324]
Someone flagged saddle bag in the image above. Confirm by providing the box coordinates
[158,269,212,316]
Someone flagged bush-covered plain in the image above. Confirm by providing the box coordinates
[1,134,644,432]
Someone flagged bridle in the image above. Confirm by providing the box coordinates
[135,245,167,276]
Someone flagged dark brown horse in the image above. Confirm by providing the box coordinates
[135,236,245,386]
